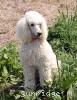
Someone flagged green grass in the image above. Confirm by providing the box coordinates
[0,9,77,100]
[47,10,77,100]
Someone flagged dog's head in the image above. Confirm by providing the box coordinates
[16,11,48,43]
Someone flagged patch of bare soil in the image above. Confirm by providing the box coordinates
[0,0,76,46]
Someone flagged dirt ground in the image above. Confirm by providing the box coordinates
[0,0,76,46]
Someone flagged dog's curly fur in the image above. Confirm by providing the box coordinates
[16,11,58,91]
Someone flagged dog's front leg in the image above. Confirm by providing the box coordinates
[23,65,36,91]
[39,65,52,88]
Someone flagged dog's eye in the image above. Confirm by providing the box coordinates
[31,24,34,26]
[38,24,41,27]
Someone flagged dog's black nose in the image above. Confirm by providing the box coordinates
[38,32,42,36]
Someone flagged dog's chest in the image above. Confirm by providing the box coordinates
[20,40,53,66]
[23,41,44,57]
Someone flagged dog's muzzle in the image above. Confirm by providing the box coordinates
[37,32,42,36]
[32,32,42,41]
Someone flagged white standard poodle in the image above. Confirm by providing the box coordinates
[16,11,58,91]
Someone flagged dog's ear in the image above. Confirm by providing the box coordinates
[16,17,32,43]
[40,18,48,41]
